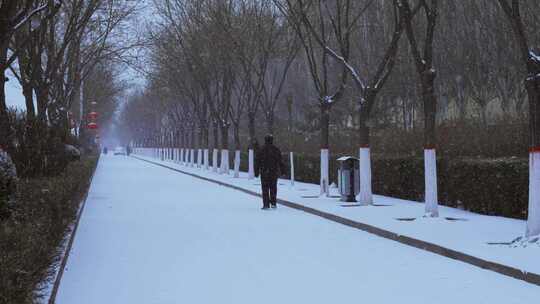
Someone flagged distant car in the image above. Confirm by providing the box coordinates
[114,147,126,156]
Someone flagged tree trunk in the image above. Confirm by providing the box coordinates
[248,113,256,148]
[526,54,540,237]
[422,70,439,217]
[202,125,209,148]
[22,83,35,119]
[234,123,241,151]
[36,87,49,123]
[0,43,11,151]
[320,104,330,196]
[213,120,219,150]
[320,105,330,149]
[220,123,229,150]
[358,109,373,205]
[220,123,229,174]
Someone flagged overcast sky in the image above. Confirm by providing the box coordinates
[5,70,25,109]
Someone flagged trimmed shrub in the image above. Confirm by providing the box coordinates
[445,158,528,218]
[278,152,528,219]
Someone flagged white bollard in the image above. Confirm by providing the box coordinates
[204,149,209,170]
[220,149,230,174]
[527,149,540,237]
[290,152,295,187]
[248,149,255,179]
[233,150,241,178]
[424,148,439,217]
[320,149,329,197]
[212,149,219,172]
[180,149,184,165]
[357,147,373,205]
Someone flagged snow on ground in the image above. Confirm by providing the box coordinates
[56,155,539,304]
[134,152,540,276]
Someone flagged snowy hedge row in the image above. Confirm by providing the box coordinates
[210,151,528,219]
[277,153,527,219]
[0,155,98,302]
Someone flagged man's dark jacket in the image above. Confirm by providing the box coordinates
[255,143,286,180]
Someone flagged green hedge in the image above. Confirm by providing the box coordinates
[0,155,98,304]
[218,150,527,219]
[273,153,528,219]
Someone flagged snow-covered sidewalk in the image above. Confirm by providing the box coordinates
[54,155,539,303]
[132,152,540,279]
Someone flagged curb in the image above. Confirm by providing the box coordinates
[48,158,100,304]
[133,155,540,287]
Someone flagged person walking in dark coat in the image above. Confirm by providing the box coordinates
[255,135,286,209]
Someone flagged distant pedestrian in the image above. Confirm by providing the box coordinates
[255,134,286,210]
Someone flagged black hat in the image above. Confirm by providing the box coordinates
[264,134,273,144]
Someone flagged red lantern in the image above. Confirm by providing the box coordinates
[88,122,98,130]
[88,112,98,120]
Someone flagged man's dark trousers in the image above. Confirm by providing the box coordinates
[261,176,278,208]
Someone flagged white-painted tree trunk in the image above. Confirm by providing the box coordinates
[290,152,295,187]
[233,150,241,178]
[180,149,184,165]
[190,149,195,167]
[357,147,373,205]
[212,149,218,172]
[204,149,209,170]
[248,149,255,180]
[320,149,329,197]
[197,149,203,168]
[424,149,439,217]
[220,149,230,174]
[526,150,540,237]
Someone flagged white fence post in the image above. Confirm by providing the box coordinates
[290,152,295,187]
[233,150,241,178]
[248,149,255,179]
[320,149,329,197]
[358,147,373,205]
[424,148,439,217]
[212,149,218,172]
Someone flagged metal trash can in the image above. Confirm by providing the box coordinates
[337,156,360,202]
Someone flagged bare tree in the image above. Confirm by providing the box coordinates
[497,0,540,237]
[399,0,440,217]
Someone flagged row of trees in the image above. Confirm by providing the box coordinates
[0,0,136,176]
[119,0,540,238]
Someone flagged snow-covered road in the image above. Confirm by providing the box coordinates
[56,155,539,304]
